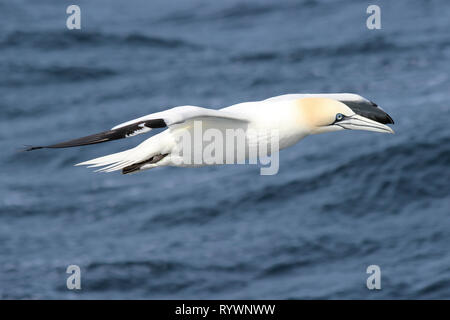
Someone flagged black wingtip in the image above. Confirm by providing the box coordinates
[23,145,44,152]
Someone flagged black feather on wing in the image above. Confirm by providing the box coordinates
[25,118,167,151]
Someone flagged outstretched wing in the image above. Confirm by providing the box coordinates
[26,106,249,151]
[264,93,365,103]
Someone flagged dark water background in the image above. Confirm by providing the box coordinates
[0,0,449,299]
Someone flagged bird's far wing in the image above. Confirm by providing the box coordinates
[263,93,363,102]
[263,94,308,102]
[111,105,249,130]
[26,106,249,151]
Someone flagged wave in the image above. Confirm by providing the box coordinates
[143,206,222,229]
[159,1,319,24]
[232,35,450,63]
[65,259,252,294]
[0,63,118,87]
[0,30,200,51]
[215,3,278,20]
[65,260,190,293]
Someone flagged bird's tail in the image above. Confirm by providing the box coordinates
[75,148,139,173]
[75,134,168,174]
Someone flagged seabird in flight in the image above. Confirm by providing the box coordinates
[26,94,394,174]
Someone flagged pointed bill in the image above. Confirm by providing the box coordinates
[338,114,395,134]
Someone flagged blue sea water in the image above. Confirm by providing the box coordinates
[0,0,449,299]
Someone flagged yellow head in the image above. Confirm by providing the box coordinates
[296,97,394,135]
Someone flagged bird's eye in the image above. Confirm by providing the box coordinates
[335,113,344,121]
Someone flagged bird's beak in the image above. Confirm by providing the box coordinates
[337,114,395,134]
[339,100,395,134]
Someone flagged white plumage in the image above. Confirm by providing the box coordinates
[27,93,394,174]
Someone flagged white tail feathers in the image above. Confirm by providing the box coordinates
[75,148,138,173]
[75,145,162,173]
[75,130,171,173]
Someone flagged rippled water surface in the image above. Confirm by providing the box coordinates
[0,0,449,299]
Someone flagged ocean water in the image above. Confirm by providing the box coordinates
[0,0,449,299]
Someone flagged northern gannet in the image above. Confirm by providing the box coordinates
[26,94,394,174]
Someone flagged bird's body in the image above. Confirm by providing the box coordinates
[134,99,306,171]
[27,93,394,174]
